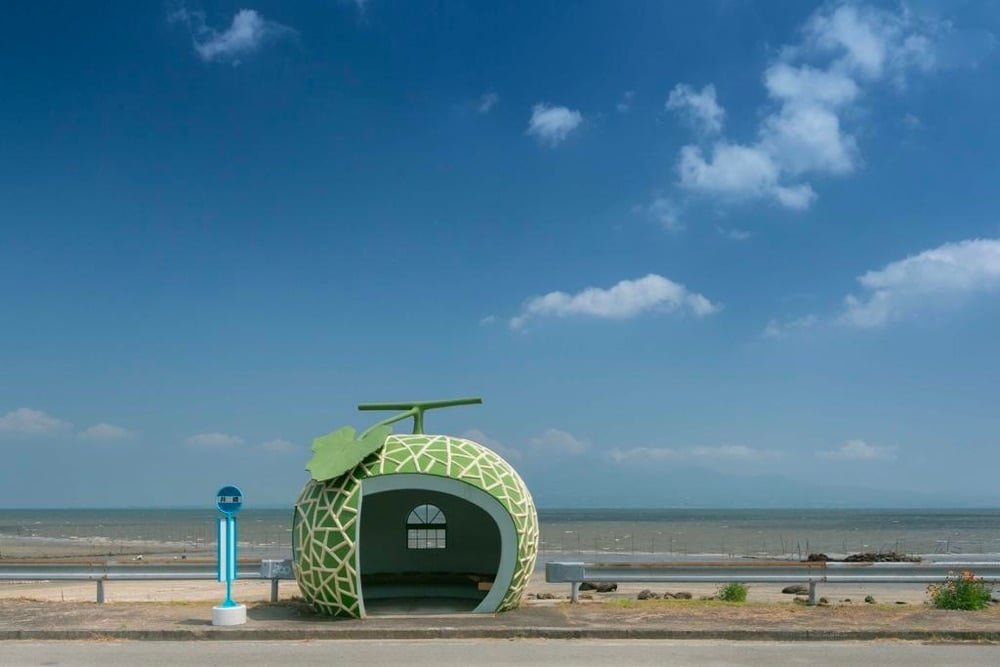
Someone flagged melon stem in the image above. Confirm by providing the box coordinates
[357,398,483,436]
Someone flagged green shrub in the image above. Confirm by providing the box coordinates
[717,582,748,602]
[928,571,994,610]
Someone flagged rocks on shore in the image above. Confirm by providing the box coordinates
[635,590,693,601]
[579,582,617,593]
[805,552,920,563]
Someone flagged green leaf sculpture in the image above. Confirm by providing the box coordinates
[306,424,391,482]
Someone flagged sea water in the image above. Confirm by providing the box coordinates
[2,507,998,562]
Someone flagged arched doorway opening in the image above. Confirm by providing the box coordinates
[357,474,517,615]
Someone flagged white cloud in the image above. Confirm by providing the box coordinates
[617,90,635,112]
[479,315,498,326]
[839,238,1000,328]
[666,84,725,135]
[759,103,857,176]
[527,103,583,146]
[530,429,588,455]
[186,432,244,447]
[462,429,521,461]
[817,439,898,461]
[678,142,817,211]
[509,274,719,329]
[799,3,935,82]
[169,6,295,64]
[903,113,922,129]
[79,423,134,441]
[772,184,818,210]
[762,314,820,338]
[611,444,779,463]
[0,408,70,436]
[763,63,860,108]
[645,198,684,232]
[477,92,499,113]
[678,143,780,199]
[259,438,296,453]
[671,2,940,210]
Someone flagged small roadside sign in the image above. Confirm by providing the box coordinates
[215,484,244,615]
[216,485,243,514]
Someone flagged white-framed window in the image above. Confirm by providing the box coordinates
[406,504,446,549]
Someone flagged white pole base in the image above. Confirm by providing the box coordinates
[212,603,247,626]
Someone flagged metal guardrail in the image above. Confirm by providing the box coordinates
[0,559,295,603]
[546,560,1000,605]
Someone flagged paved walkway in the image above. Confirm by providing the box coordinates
[2,599,999,641]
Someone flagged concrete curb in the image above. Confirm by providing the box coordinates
[3,628,1000,642]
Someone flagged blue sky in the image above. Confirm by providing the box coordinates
[2,1,999,508]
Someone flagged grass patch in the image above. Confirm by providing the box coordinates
[718,582,748,602]
[928,571,994,610]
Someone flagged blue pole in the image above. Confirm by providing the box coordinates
[214,485,244,613]
[224,515,235,607]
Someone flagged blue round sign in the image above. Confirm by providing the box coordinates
[216,485,244,514]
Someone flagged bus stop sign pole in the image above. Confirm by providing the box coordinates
[212,485,246,626]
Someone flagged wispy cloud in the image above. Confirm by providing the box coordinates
[0,408,70,436]
[643,198,684,232]
[530,428,588,455]
[169,5,296,64]
[79,423,135,442]
[616,90,635,113]
[762,314,819,338]
[527,103,583,146]
[817,439,898,461]
[717,226,751,241]
[838,238,1000,328]
[765,238,1000,335]
[258,438,296,453]
[477,92,500,113]
[670,2,940,210]
[510,274,718,329]
[611,444,780,463]
[462,429,521,461]
[186,432,244,447]
[666,84,725,135]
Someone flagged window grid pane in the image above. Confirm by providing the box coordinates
[407,527,446,549]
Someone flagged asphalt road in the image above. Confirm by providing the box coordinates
[1,640,999,666]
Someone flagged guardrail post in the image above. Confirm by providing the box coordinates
[96,579,105,603]
[271,578,279,602]
[807,582,817,606]
[570,581,580,603]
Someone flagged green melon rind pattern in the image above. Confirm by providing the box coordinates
[293,434,539,618]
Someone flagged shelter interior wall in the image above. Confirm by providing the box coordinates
[359,488,501,575]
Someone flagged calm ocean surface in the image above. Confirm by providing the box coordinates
[3,508,999,561]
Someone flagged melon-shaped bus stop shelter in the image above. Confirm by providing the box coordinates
[292,399,539,618]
